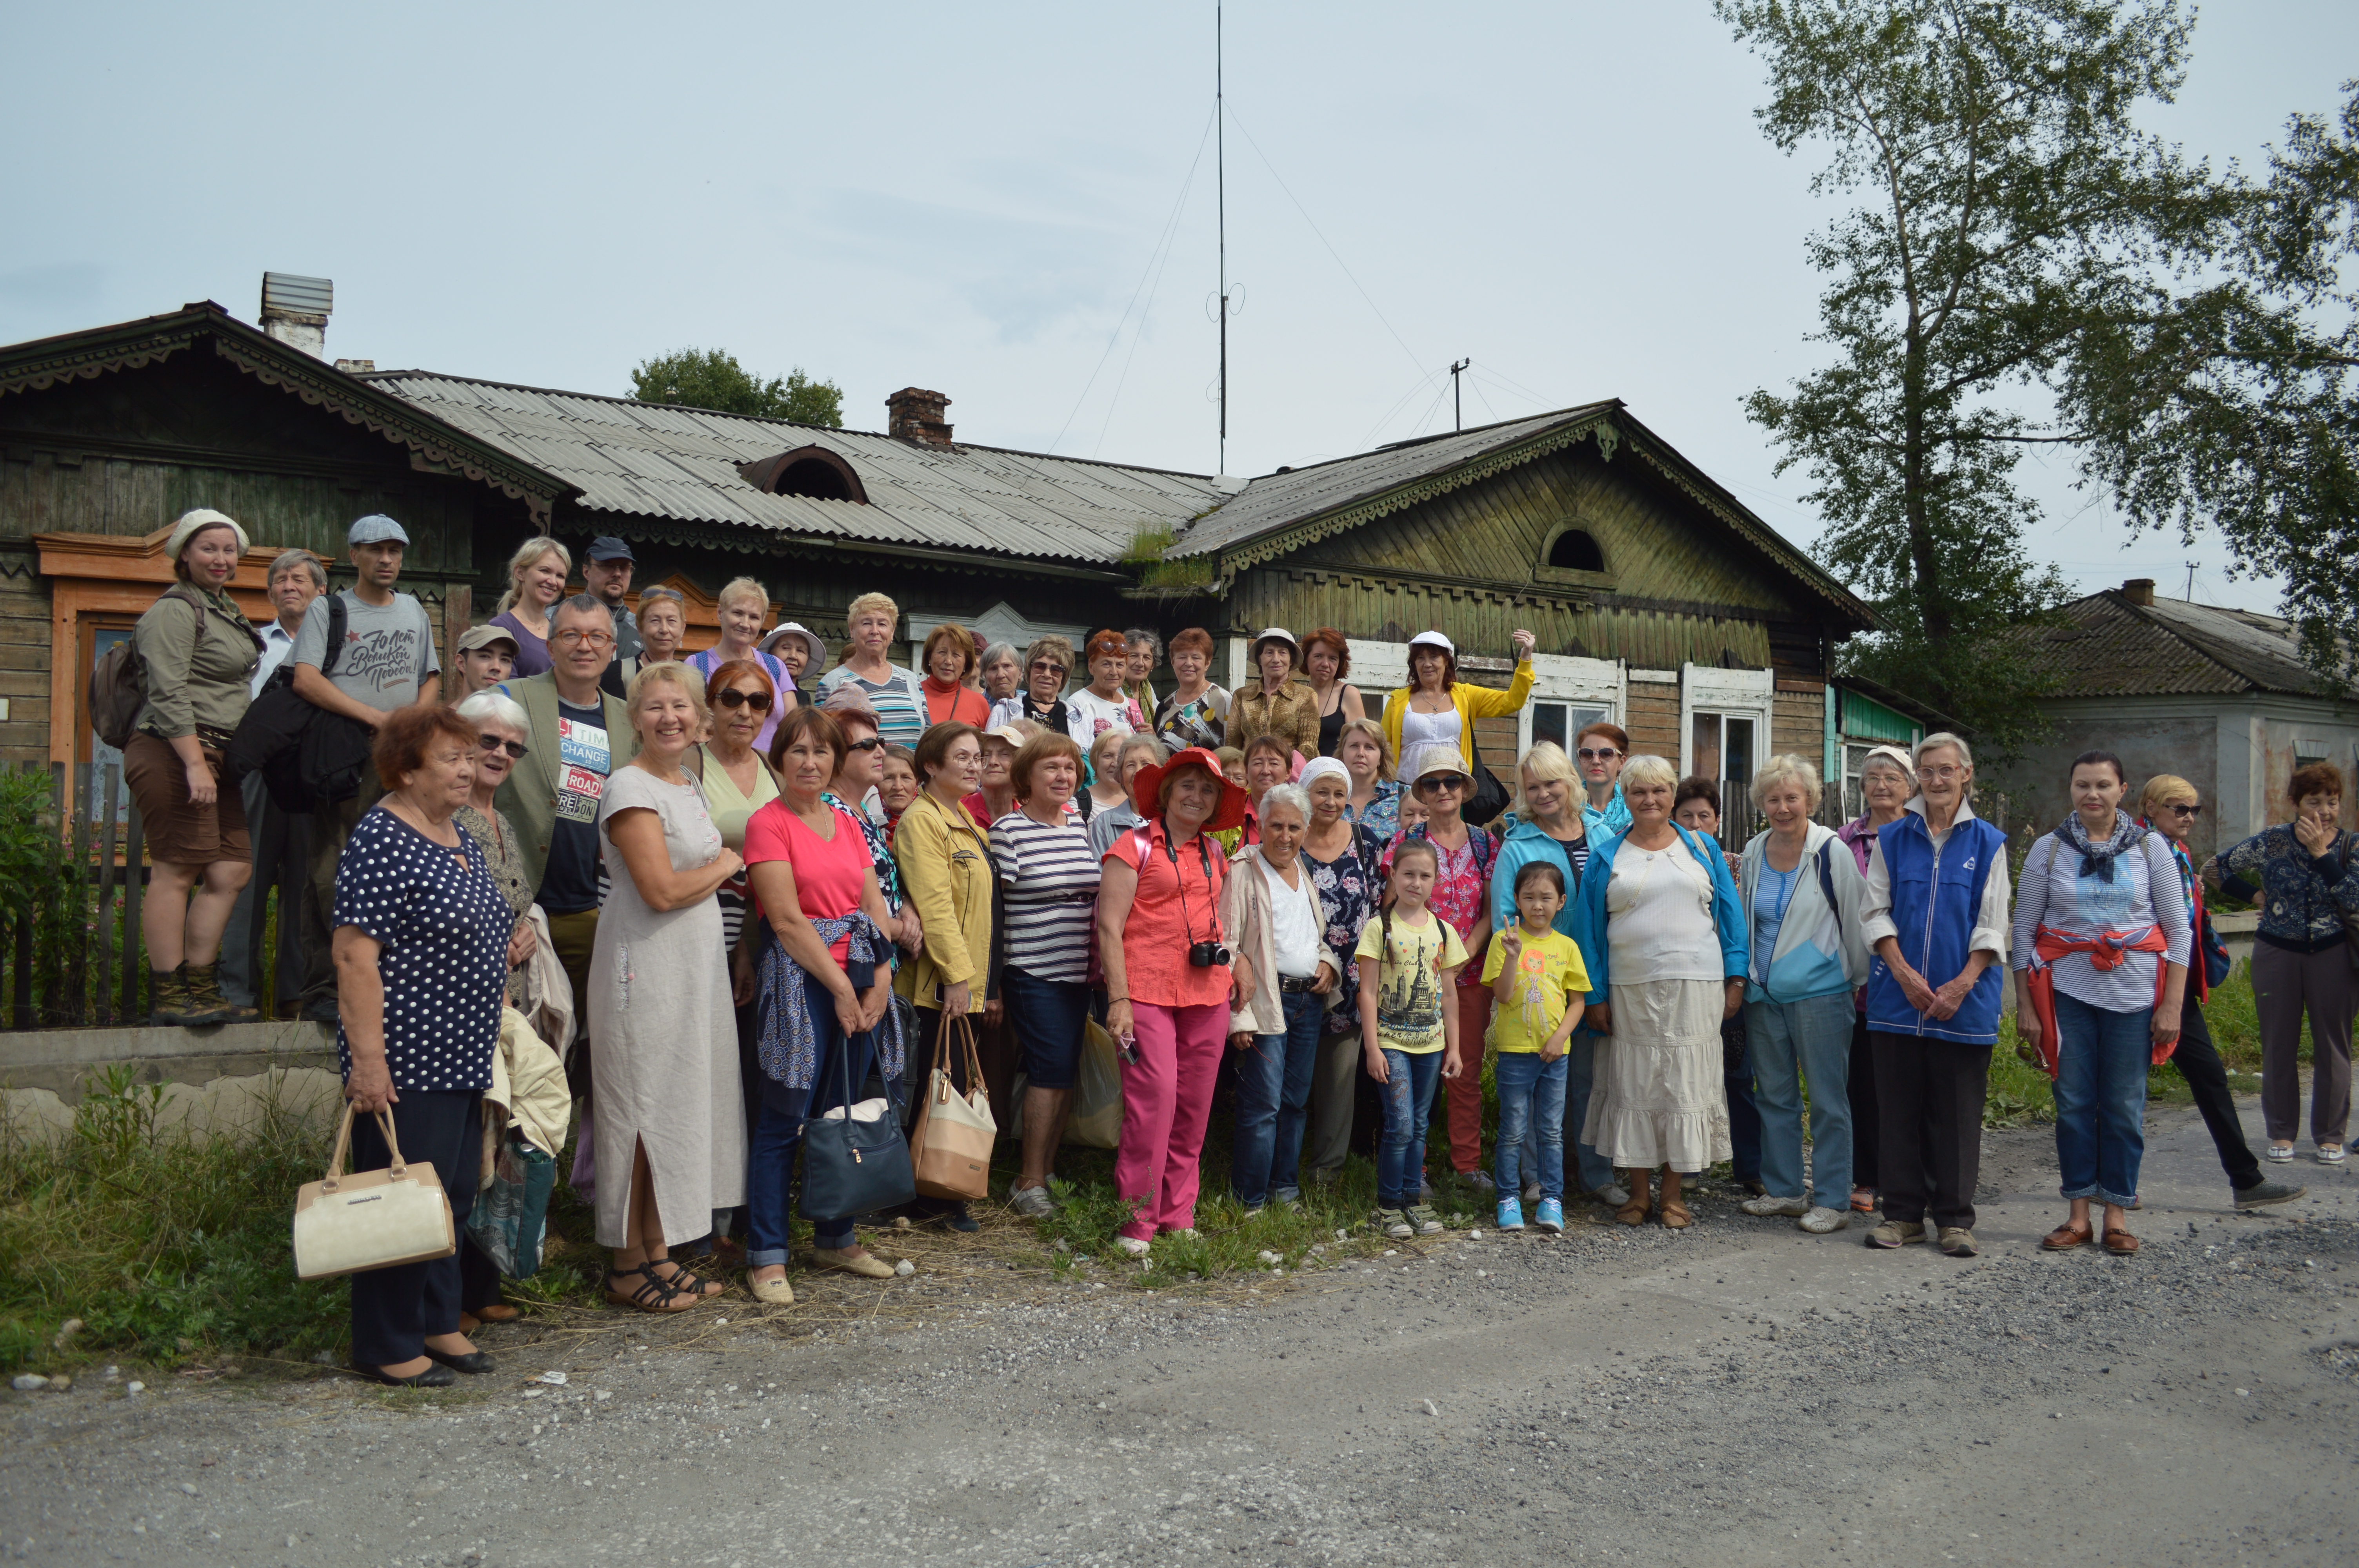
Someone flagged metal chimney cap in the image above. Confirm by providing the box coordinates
[261,272,333,318]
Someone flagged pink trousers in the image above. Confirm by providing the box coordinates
[1114,1002,1228,1240]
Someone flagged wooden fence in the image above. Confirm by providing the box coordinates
[0,760,153,1030]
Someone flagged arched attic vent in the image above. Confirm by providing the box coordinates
[1545,527,1605,572]
[738,445,870,504]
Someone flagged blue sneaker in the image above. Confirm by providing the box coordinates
[1534,1198,1564,1234]
[1495,1196,1526,1231]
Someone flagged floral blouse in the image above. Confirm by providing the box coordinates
[2213,823,2359,951]
[1303,824,1385,1029]
[823,789,901,911]
[1351,780,1404,844]
[1384,822,1497,989]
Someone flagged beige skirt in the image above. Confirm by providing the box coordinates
[1581,977,1733,1174]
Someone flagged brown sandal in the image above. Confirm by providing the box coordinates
[2041,1221,2093,1251]
[1659,1196,1692,1230]
[2101,1228,2139,1256]
[1615,1174,1652,1227]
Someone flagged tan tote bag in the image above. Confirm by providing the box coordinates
[292,1104,458,1280]
[910,1012,997,1201]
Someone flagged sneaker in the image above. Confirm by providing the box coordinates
[2234,1180,2305,1210]
[1405,1203,1445,1235]
[1798,1206,1849,1234]
[1864,1218,1926,1249]
[1534,1198,1565,1234]
[1496,1197,1526,1231]
[1595,1182,1631,1209]
[1007,1185,1056,1219]
[2319,1144,2348,1165]
[1743,1194,1810,1218]
[1240,1207,1265,1221]
[1379,1208,1416,1240]
[1114,1234,1151,1259]
[2264,1143,2295,1163]
[1522,1180,1542,1206]
[1456,1169,1494,1198]
[1937,1226,1978,1257]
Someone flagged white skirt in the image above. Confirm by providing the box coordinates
[1581,977,1733,1174]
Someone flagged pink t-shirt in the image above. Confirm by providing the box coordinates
[743,798,871,963]
[1103,818,1232,1010]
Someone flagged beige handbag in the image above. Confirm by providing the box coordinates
[910,1013,997,1200]
[292,1104,458,1280]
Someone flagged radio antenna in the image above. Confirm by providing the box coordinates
[1217,1,1229,475]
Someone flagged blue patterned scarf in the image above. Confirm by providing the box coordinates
[2059,806,2143,884]
[754,915,903,1089]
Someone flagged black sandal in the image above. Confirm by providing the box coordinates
[345,1362,456,1388]
[652,1258,725,1298]
[603,1263,691,1314]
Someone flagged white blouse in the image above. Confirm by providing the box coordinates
[1605,838,1724,985]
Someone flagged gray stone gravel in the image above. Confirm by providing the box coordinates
[4,1096,2355,1566]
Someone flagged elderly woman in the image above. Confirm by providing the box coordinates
[2014,750,2191,1257]
[992,634,1078,740]
[1122,627,1161,715]
[818,591,926,747]
[920,622,992,729]
[1297,757,1385,1185]
[978,641,1023,707]
[1300,628,1365,758]
[1084,730,1132,820]
[1380,629,1537,826]
[487,537,572,679]
[1735,756,1870,1234]
[817,693,920,955]
[744,708,902,1293]
[1387,742,1503,1196]
[1836,744,1917,1213]
[587,665,745,1310]
[127,509,264,1026]
[1336,717,1404,844]
[686,578,794,754]
[1224,781,1342,1216]
[1858,733,2012,1256]
[609,585,688,696]
[757,621,827,707]
[1089,733,1165,859]
[334,703,514,1385]
[892,721,995,1232]
[990,731,1100,1217]
[1226,628,1321,761]
[1099,745,1255,1257]
[1570,754,1747,1229]
[1154,627,1229,752]
[2208,762,2359,1167]
[964,722,1028,829]
[1068,629,1146,741]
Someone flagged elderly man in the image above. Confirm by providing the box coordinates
[496,593,639,1091]
[449,623,520,701]
[219,548,324,1016]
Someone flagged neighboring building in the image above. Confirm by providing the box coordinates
[2001,578,2359,856]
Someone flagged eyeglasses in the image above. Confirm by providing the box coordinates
[845,736,886,753]
[1921,765,1965,781]
[477,734,528,760]
[2162,802,2202,817]
[1416,775,1469,795]
[715,688,774,713]
[1030,660,1067,674]
[1576,747,1621,762]
[552,629,615,649]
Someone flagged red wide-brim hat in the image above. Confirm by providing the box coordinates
[1130,745,1251,834]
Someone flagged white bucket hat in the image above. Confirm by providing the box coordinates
[165,508,248,562]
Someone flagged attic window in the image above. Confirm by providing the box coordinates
[778,457,857,501]
[737,444,869,505]
[1546,528,1605,572]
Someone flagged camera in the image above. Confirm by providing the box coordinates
[1187,940,1232,969]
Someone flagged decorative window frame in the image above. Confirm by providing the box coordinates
[1534,520,1618,592]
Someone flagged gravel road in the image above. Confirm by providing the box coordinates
[6,1094,2356,1567]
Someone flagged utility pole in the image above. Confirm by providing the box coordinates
[1216,2,1230,475]
[2185,561,2197,600]
[1450,358,1470,432]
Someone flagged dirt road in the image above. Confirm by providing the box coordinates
[6,1095,2355,1567]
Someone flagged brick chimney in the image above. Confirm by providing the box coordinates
[886,387,953,448]
[2122,578,2156,606]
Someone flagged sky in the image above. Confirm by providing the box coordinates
[4,1,2351,613]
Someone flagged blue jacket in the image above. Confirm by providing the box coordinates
[1863,809,2010,1044]
[1570,823,1748,1005]
[1490,817,1586,942]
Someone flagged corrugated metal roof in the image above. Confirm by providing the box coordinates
[360,371,1230,564]
[2019,591,2325,698]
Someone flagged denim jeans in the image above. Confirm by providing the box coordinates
[2052,989,2150,1207]
[1232,989,1325,1208]
[747,965,879,1264]
[1376,1048,1444,1209]
[1561,1029,1616,1194]
[1745,991,1856,1209]
[1494,1051,1568,1201]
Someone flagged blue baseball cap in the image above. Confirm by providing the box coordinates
[348,514,409,547]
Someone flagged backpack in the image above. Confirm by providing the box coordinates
[223,593,369,812]
[89,586,205,751]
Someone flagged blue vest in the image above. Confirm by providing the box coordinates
[1864,811,2008,1045]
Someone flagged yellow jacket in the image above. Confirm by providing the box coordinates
[891,791,995,1008]
[1380,661,1536,775]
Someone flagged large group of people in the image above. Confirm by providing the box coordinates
[117,509,2357,1388]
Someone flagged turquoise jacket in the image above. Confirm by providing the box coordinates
[1569,822,1749,1005]
[1490,817,1586,941]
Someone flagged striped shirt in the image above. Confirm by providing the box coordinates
[818,663,927,748]
[990,809,1102,984]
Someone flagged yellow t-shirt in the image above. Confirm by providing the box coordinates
[1354,909,1470,1054]
[1480,927,1592,1054]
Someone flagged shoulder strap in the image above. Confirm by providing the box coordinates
[322,592,350,677]
[1816,838,1837,911]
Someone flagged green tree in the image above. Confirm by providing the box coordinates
[628,347,843,427]
[1717,0,2238,753]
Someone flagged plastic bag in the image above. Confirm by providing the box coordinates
[468,1129,557,1280]
[1064,1018,1126,1149]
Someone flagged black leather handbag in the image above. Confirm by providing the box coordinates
[800,1022,916,1221]
[1463,723,1510,827]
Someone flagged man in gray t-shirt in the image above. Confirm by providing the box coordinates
[291,514,442,1019]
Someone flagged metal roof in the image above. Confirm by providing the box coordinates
[2021,590,2329,698]
[361,371,1231,565]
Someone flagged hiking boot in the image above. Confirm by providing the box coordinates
[182,962,255,1025]
[1743,1194,1810,1217]
[2234,1180,2305,1210]
[1864,1218,1925,1250]
[1007,1185,1056,1219]
[148,966,206,1026]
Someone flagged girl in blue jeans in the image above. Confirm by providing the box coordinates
[1481,860,1591,1234]
[1355,840,1467,1239]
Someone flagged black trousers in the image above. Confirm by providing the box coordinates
[347,1090,481,1367]
[1850,1010,1879,1191]
[2172,989,2264,1190]
[1870,1032,1989,1230]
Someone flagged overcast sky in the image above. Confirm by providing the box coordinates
[5,2,2350,612]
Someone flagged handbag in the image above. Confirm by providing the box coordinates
[801,1032,916,1221]
[291,1104,457,1280]
[1463,722,1509,827]
[466,1128,556,1280]
[909,1012,997,1200]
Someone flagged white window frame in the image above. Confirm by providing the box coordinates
[1516,654,1625,759]
[907,602,1093,660]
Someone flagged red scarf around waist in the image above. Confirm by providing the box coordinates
[2021,925,2170,1078]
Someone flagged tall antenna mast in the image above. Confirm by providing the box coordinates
[1217,1,1228,475]
[1450,359,1469,432]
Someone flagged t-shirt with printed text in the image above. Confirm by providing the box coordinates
[291,590,439,712]
[536,698,613,914]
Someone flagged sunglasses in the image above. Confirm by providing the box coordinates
[1576,747,1621,762]
[477,734,528,760]
[715,688,774,713]
[1416,775,1469,795]
[2161,802,2202,817]
[845,736,886,753]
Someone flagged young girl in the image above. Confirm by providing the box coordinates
[1481,860,1591,1233]
[1356,838,1467,1239]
